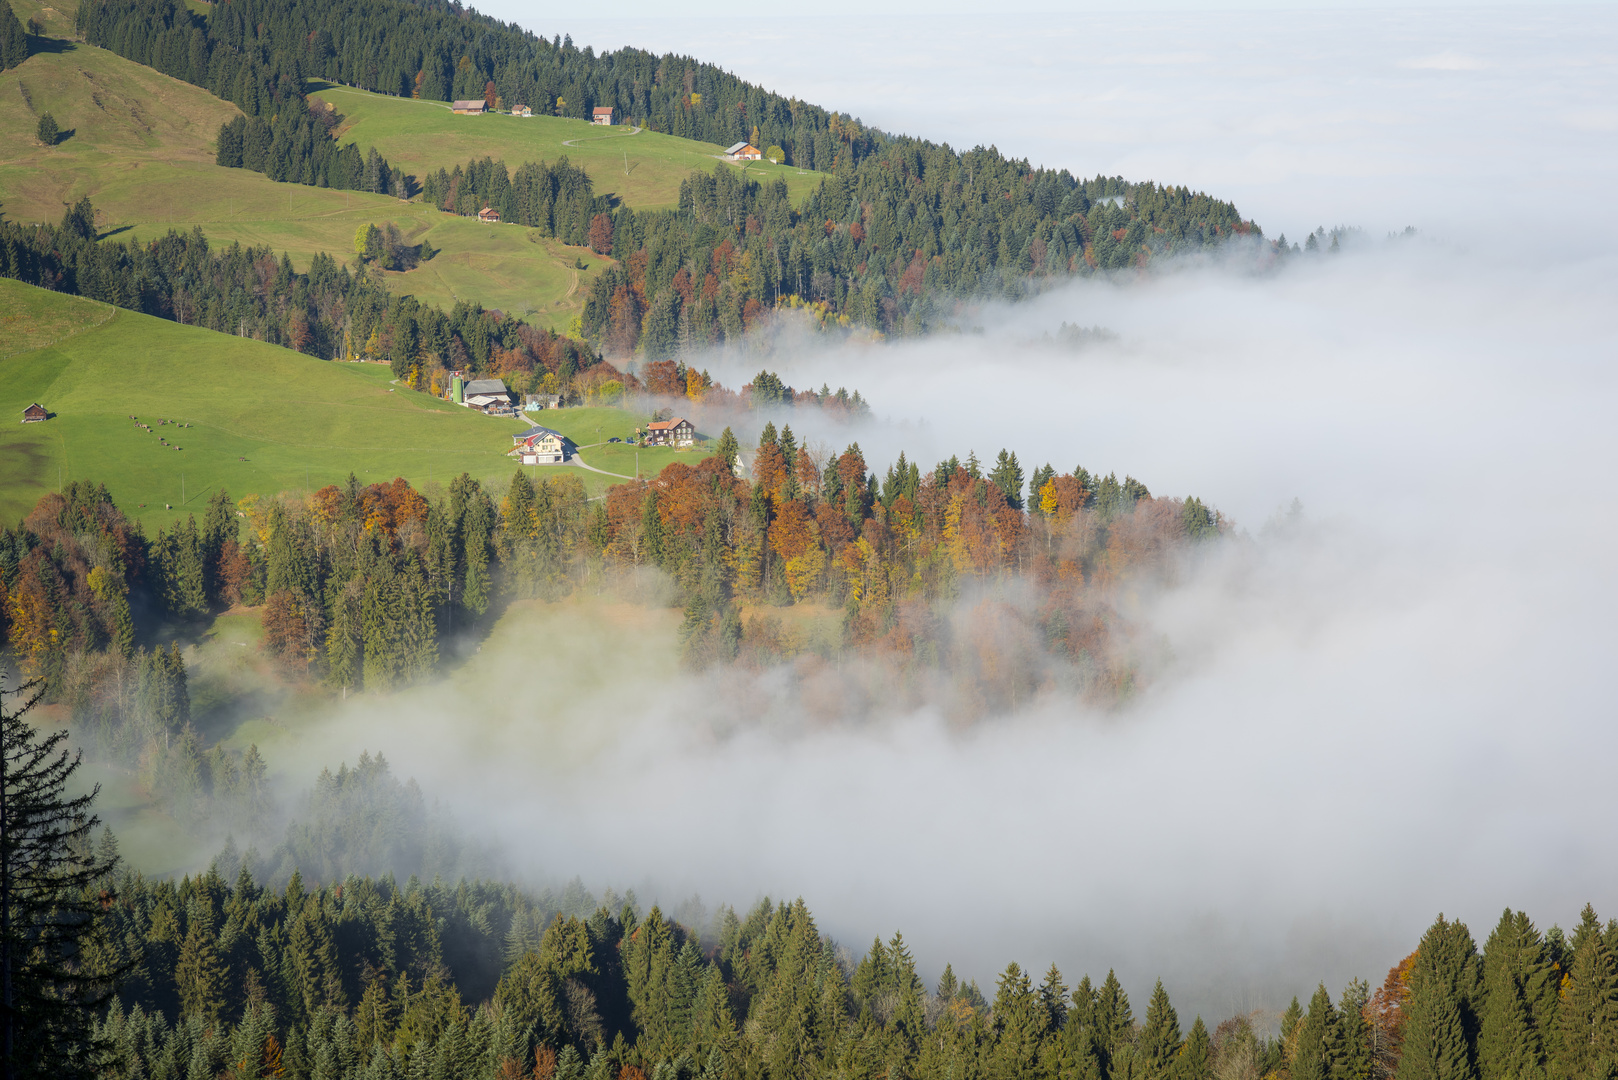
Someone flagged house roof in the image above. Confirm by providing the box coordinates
[518,425,563,440]
[463,379,509,397]
[724,142,752,156]
[593,106,614,115]
[646,418,690,431]
[452,100,486,111]
[22,402,45,414]
[477,207,499,218]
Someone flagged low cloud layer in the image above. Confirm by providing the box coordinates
[261,5,1618,1022]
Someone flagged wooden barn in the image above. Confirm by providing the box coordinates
[21,402,47,423]
[452,100,487,115]
[477,207,501,224]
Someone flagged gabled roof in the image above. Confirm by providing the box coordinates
[593,106,614,115]
[517,425,563,441]
[724,142,751,156]
[463,379,509,397]
[22,402,46,414]
[646,417,690,431]
[452,99,486,111]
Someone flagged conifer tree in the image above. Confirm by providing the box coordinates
[174,903,226,1025]
[716,428,740,474]
[1137,979,1183,1080]
[1399,916,1482,1080]
[1,678,121,1080]
[1294,984,1340,1080]
[1176,1017,1213,1080]
[0,2,28,72]
[1339,979,1376,1080]
[1553,906,1618,1080]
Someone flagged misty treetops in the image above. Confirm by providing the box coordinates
[81,863,1618,1080]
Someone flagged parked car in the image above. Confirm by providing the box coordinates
[608,436,622,443]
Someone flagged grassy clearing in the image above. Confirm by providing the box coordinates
[0,279,649,527]
[9,0,77,36]
[0,278,113,356]
[309,83,826,211]
[0,45,607,328]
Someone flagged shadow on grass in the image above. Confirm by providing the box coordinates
[26,36,76,56]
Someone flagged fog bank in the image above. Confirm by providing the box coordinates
[274,5,1618,1021]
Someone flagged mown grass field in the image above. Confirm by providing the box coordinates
[0,44,608,330]
[309,83,826,211]
[0,280,657,528]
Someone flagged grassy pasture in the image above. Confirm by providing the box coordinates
[0,279,651,527]
[308,83,826,211]
[0,44,607,328]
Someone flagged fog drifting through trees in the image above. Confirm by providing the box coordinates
[83,3,1618,1028]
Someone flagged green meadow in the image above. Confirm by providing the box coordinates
[0,280,695,528]
[309,83,826,211]
[0,44,608,329]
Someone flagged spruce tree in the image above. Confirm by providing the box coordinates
[1553,907,1618,1080]
[1399,916,1483,1080]
[1294,984,1339,1080]
[716,428,739,474]
[0,2,28,72]
[1137,980,1182,1080]
[1,678,121,1080]
[1176,1017,1213,1080]
[1339,979,1376,1080]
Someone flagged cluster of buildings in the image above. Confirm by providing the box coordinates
[449,100,616,125]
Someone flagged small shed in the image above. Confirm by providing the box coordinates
[724,142,762,161]
[592,106,615,126]
[452,100,487,115]
[21,402,48,423]
[477,207,500,224]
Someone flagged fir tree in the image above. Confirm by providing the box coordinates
[0,678,121,1080]
[1294,984,1339,1080]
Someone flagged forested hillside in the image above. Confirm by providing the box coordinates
[73,0,1260,348]
[70,827,1618,1080]
[0,200,597,384]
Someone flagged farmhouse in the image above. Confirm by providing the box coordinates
[21,402,48,423]
[592,106,615,125]
[512,425,569,464]
[477,207,500,224]
[514,105,533,117]
[643,417,695,447]
[461,378,512,411]
[452,100,487,115]
[724,142,762,161]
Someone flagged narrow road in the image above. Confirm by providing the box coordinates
[567,451,633,480]
[561,125,643,147]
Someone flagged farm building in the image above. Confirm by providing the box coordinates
[21,402,47,423]
[643,417,695,447]
[724,142,762,161]
[462,378,512,410]
[525,394,562,411]
[477,207,500,224]
[592,106,615,125]
[452,100,487,115]
[513,105,533,117]
[512,425,569,464]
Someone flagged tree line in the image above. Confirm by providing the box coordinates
[420,148,1253,351]
[0,199,601,386]
[215,106,402,196]
[75,0,882,165]
[74,0,1258,348]
[40,810,1618,1080]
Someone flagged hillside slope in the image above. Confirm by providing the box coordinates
[0,279,607,527]
[309,83,823,212]
[0,43,612,328]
